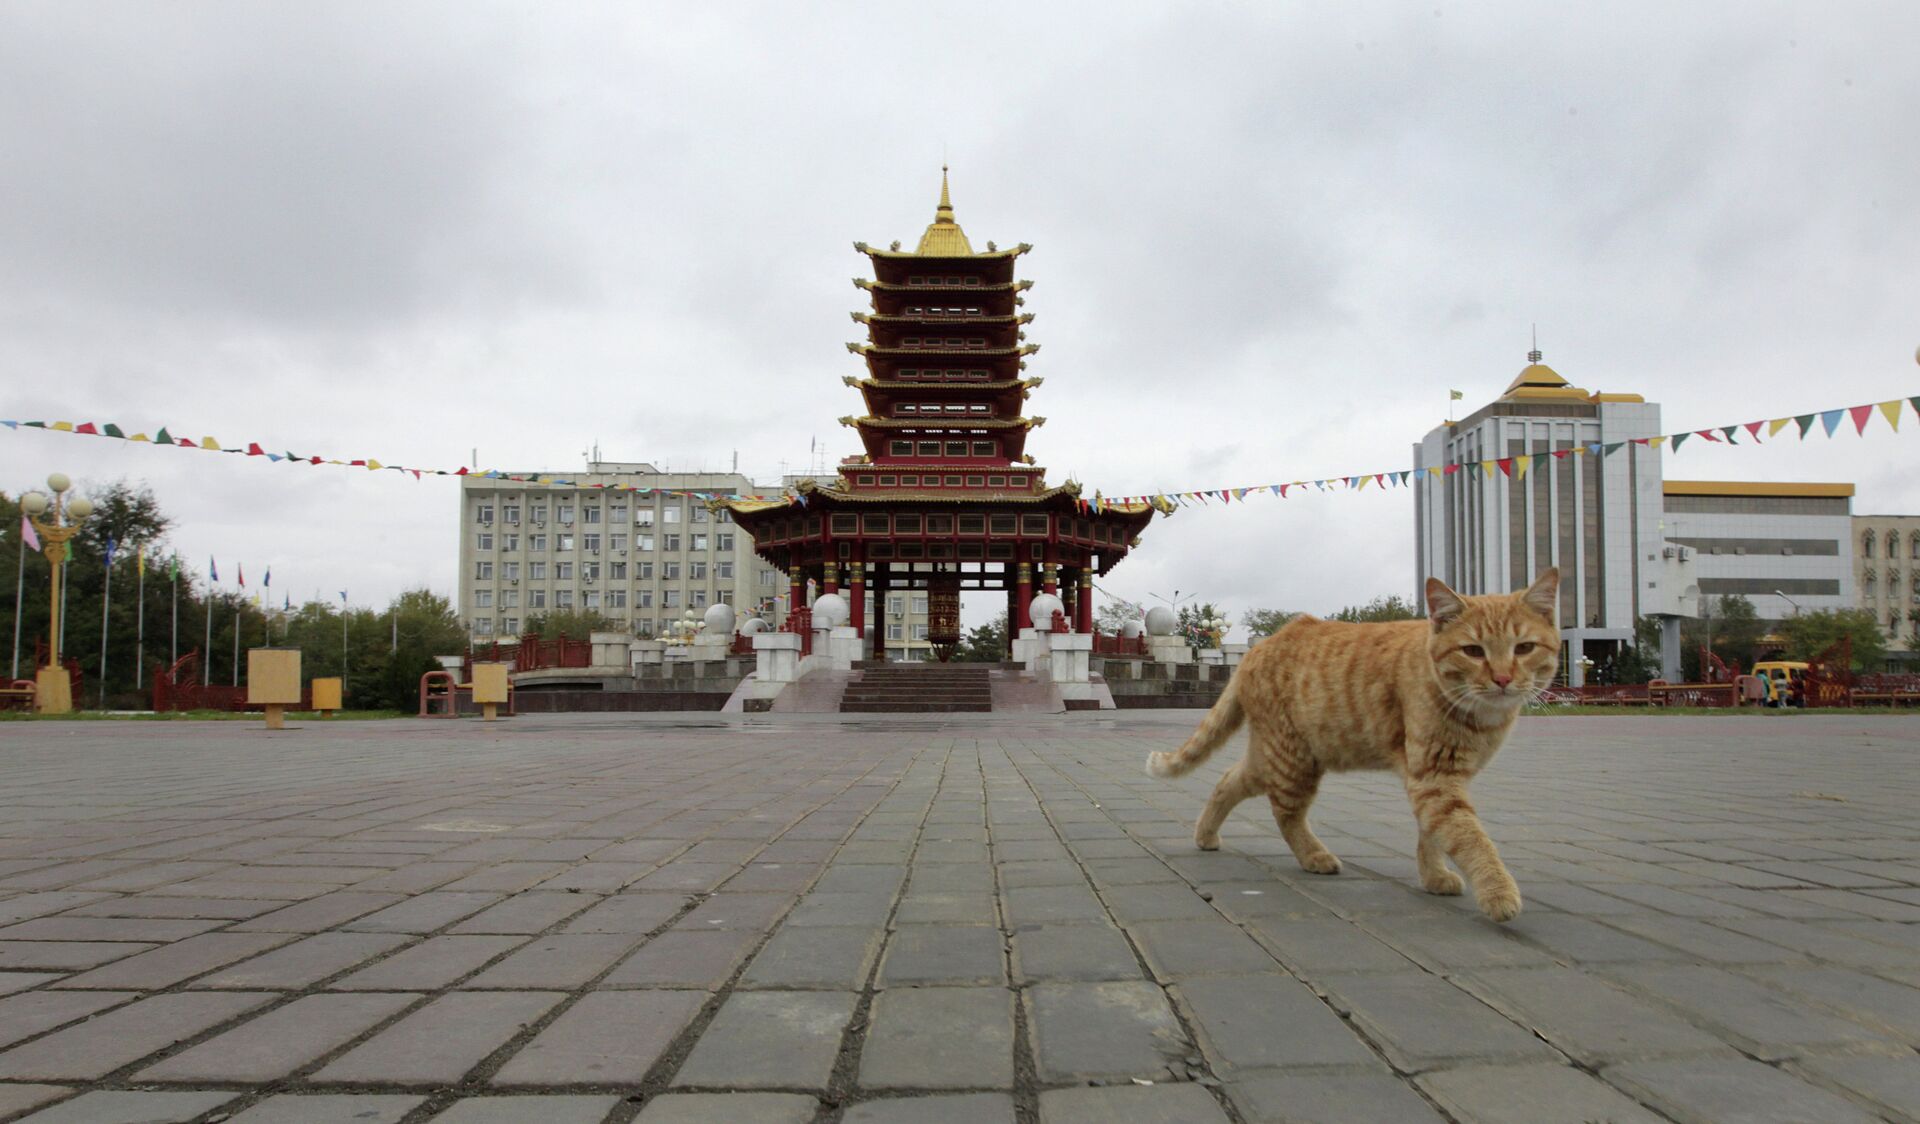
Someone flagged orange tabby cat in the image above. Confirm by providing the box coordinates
[1147,570,1560,922]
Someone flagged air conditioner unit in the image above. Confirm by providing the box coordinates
[510,579,519,585]
[616,550,626,556]
[534,519,546,527]
[481,519,493,526]
[562,520,574,527]
[1662,547,1676,559]
[591,549,600,555]
[1678,547,1693,561]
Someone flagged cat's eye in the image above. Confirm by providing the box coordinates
[1514,642,1537,655]
[1460,645,1485,659]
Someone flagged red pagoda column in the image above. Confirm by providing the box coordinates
[1077,571,1094,633]
[788,566,804,614]
[1014,563,1033,630]
[823,561,839,595]
[869,564,887,662]
[1061,568,1077,626]
[849,557,866,638]
[1042,560,1059,596]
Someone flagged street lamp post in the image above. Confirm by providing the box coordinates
[20,474,94,715]
[1773,590,1801,617]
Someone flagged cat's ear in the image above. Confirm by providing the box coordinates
[1520,568,1560,623]
[1425,578,1465,631]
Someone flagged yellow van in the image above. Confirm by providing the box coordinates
[1751,661,1810,707]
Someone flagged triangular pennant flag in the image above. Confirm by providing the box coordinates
[179,437,197,447]
[51,421,73,432]
[1398,471,1411,486]
[1355,476,1370,491]
[1279,484,1291,497]
[1879,401,1903,431]
[1649,436,1667,448]
[456,466,469,475]
[1443,464,1460,475]
[201,436,220,450]
[1910,396,1920,420]
[1495,458,1513,477]
[247,442,265,456]
[266,453,282,462]
[1743,421,1764,441]
[310,456,322,465]
[1631,437,1650,446]
[1795,414,1815,437]
[1604,442,1625,455]
[74,422,98,435]
[1696,429,1720,443]
[103,423,124,438]
[1720,426,1740,443]
[1671,433,1690,451]
[1767,418,1791,437]
[1552,448,1571,459]
[366,459,383,470]
[1427,466,1443,477]
[349,459,367,467]
[1513,456,1530,479]
[155,426,172,445]
[1374,474,1386,488]
[129,432,148,442]
[1269,484,1282,496]
[1820,409,1844,436]
[1848,404,1873,434]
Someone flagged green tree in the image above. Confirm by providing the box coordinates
[1242,608,1302,639]
[1678,594,1763,679]
[954,613,1008,662]
[1095,601,1140,635]
[523,608,618,640]
[1176,602,1227,649]
[1781,608,1887,672]
[1329,594,1421,623]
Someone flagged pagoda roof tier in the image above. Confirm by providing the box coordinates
[854,278,1032,293]
[854,240,1030,261]
[847,343,1039,359]
[841,415,1044,431]
[852,312,1033,326]
[842,376,1040,393]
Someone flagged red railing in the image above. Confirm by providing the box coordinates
[1536,684,1652,706]
[151,649,311,713]
[1647,682,1739,707]
[730,632,755,656]
[783,607,813,657]
[1093,630,1148,657]
[1852,673,1920,704]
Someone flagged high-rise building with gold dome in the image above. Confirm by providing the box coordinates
[1412,350,1664,681]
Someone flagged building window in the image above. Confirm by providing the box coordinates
[638,534,655,551]
[584,591,602,609]
[556,590,575,608]
[762,569,779,586]
[690,561,708,580]
[692,534,709,552]
[638,562,655,579]
[664,535,682,552]
[474,561,493,580]
[889,596,904,615]
[502,590,519,608]
[692,506,709,524]
[637,590,654,608]
[611,561,628,580]
[716,560,734,579]
[475,504,494,523]
[584,507,602,525]
[556,562,574,579]
[502,505,520,524]
[608,590,627,608]
[474,618,494,635]
[582,562,600,581]
[503,562,520,580]
[530,534,548,551]
[636,509,655,527]
[888,623,904,640]
[913,595,929,614]
[529,561,547,580]
[1863,530,1876,558]
[663,590,681,608]
[717,533,734,551]
[664,562,682,580]
[530,590,546,609]
[912,623,929,640]
[503,534,520,552]
[583,534,601,553]
[477,532,494,551]
[502,617,518,634]
[558,533,576,551]
[611,505,628,523]
[692,590,709,607]
[663,506,681,524]
[610,534,627,551]
[530,505,548,523]
[474,590,493,607]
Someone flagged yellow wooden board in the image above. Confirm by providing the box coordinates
[310,677,342,711]
[471,662,511,704]
[247,648,303,705]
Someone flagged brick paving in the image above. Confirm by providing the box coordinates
[0,713,1913,1122]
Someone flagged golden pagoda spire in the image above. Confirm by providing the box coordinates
[916,165,974,256]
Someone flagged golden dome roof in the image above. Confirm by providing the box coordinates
[1501,349,1591,401]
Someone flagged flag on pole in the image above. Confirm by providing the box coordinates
[20,515,39,552]
[1448,390,1464,401]
[238,563,245,588]
[339,590,347,603]
[283,592,291,611]
[137,544,146,578]
[263,565,271,588]
[104,538,117,567]
[169,556,178,581]
[209,556,218,582]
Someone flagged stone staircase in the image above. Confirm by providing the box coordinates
[840,661,995,713]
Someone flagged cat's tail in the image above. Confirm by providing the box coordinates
[1145,672,1244,778]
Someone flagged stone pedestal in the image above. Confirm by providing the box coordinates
[753,632,804,684]
[826,626,863,670]
[631,641,665,669]
[591,631,633,669]
[688,636,732,664]
[1222,643,1249,667]
[1147,636,1193,665]
[33,666,71,715]
[1012,627,1048,670]
[1197,648,1225,666]
[1048,631,1093,685]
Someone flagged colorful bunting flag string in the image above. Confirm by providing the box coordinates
[5,391,1919,512]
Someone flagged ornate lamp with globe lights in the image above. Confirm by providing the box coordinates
[19,473,93,714]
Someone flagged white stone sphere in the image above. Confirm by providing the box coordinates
[740,617,769,635]
[703,602,737,636]
[1120,619,1144,639]
[1145,606,1176,636]
[1028,593,1065,627]
[812,593,849,628]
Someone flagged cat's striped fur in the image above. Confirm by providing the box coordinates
[1148,571,1560,922]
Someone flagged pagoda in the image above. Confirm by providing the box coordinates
[721,170,1156,660]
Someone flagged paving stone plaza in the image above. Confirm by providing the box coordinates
[0,712,1914,1123]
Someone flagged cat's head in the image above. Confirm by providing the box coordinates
[1424,569,1561,712]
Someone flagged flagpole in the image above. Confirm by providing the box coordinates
[232,600,240,687]
[135,550,145,701]
[98,548,112,709]
[170,565,178,668]
[10,529,23,680]
[203,590,212,686]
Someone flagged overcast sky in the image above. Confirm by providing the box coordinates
[3,2,1916,631]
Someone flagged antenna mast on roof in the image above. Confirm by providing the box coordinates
[1529,324,1542,364]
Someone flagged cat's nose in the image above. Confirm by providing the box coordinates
[1491,672,1513,688]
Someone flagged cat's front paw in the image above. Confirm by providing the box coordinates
[1299,851,1342,875]
[1194,831,1221,851]
[1477,884,1523,922]
[1421,869,1465,896]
